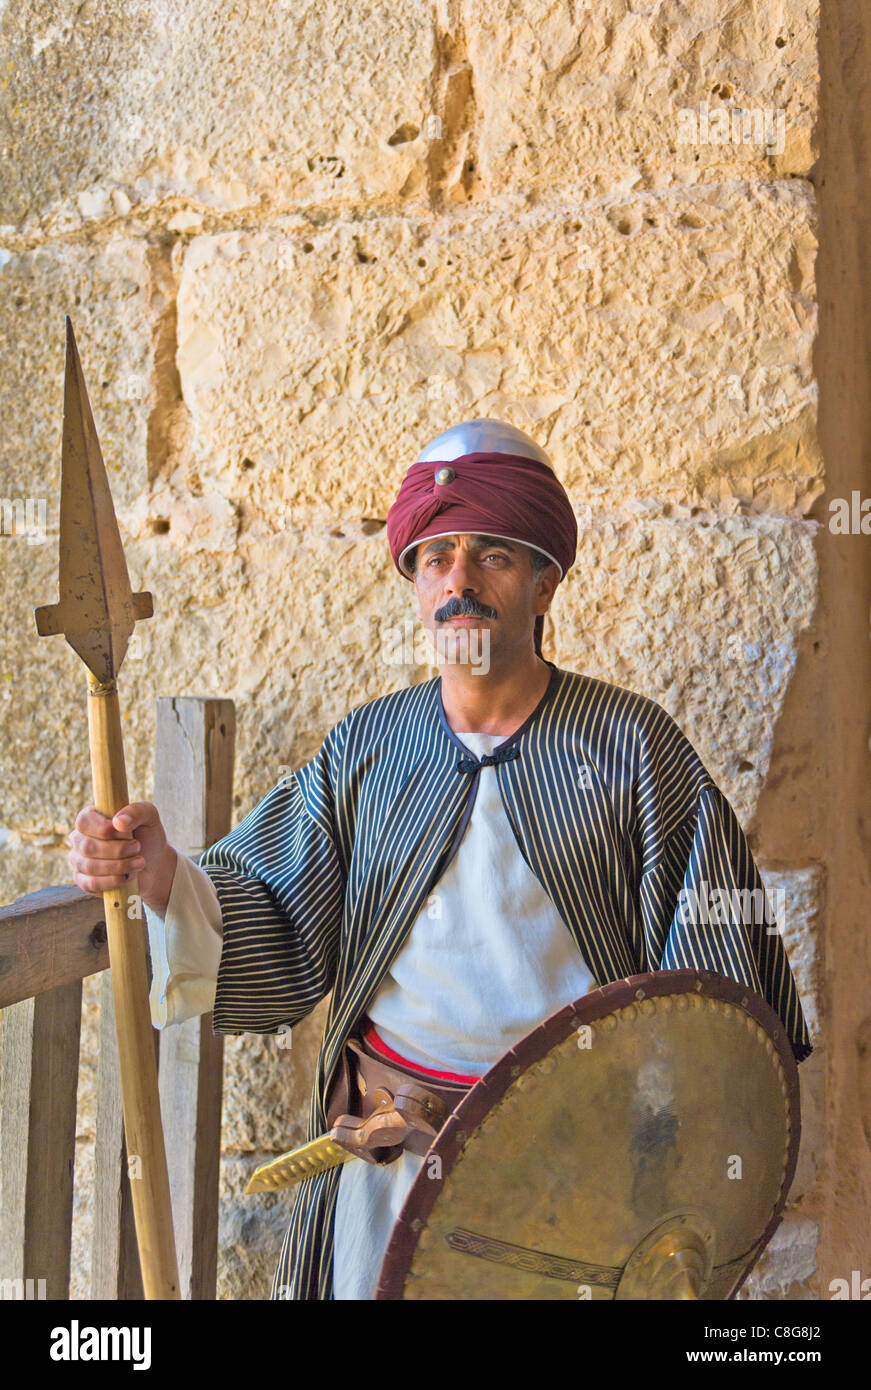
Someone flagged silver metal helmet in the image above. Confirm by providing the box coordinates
[414,417,554,469]
[399,417,561,577]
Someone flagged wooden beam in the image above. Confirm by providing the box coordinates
[0,980,83,1298]
[0,886,107,1009]
[154,697,235,1300]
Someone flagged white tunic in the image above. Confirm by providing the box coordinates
[144,731,596,1299]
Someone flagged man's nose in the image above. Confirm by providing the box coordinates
[443,552,477,594]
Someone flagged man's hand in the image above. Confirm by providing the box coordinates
[69,802,178,918]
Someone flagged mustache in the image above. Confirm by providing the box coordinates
[434,595,498,622]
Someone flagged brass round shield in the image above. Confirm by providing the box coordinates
[375,970,800,1300]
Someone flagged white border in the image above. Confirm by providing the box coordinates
[397,530,565,580]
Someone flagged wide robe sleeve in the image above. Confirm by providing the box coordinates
[633,711,813,1064]
[197,734,346,1036]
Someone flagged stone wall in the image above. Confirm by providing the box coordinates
[1,0,865,1300]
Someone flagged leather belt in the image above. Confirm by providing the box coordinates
[325,1023,472,1166]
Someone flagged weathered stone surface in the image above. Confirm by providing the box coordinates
[759,865,824,1040]
[756,865,824,1197]
[217,1154,298,1301]
[173,190,820,529]
[0,1,818,245]
[69,970,100,1300]
[0,839,69,906]
[69,1134,96,1300]
[0,0,436,242]
[221,998,328,1154]
[466,0,818,202]
[549,515,818,823]
[0,239,153,509]
[0,505,144,855]
[738,1213,819,1299]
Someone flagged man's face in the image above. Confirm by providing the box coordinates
[412,533,559,667]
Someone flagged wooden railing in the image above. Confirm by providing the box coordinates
[0,696,235,1300]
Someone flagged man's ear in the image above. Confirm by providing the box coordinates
[533,564,560,615]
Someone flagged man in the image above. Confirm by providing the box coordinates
[69,418,813,1301]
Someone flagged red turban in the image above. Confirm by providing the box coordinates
[387,449,577,656]
[387,451,577,578]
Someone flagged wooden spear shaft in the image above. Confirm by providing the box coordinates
[87,673,180,1299]
[35,317,179,1299]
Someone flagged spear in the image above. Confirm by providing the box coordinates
[34,317,179,1300]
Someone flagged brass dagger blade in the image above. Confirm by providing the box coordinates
[33,315,153,681]
[245,1135,356,1193]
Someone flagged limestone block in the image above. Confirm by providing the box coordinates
[756,865,824,1196]
[69,970,100,1300]
[0,840,70,907]
[0,0,435,241]
[217,1154,298,1301]
[465,0,818,202]
[0,1,818,239]
[0,504,142,850]
[69,1135,96,1300]
[0,239,153,510]
[174,188,820,527]
[738,1213,819,1299]
[759,865,824,1040]
[548,514,819,822]
[221,998,328,1154]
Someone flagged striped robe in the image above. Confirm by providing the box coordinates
[198,663,813,1300]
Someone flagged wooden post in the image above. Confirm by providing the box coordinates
[154,696,235,1300]
[0,980,83,1299]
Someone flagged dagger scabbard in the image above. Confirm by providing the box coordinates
[87,673,179,1299]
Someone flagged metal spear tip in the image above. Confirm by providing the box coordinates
[33,316,154,685]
